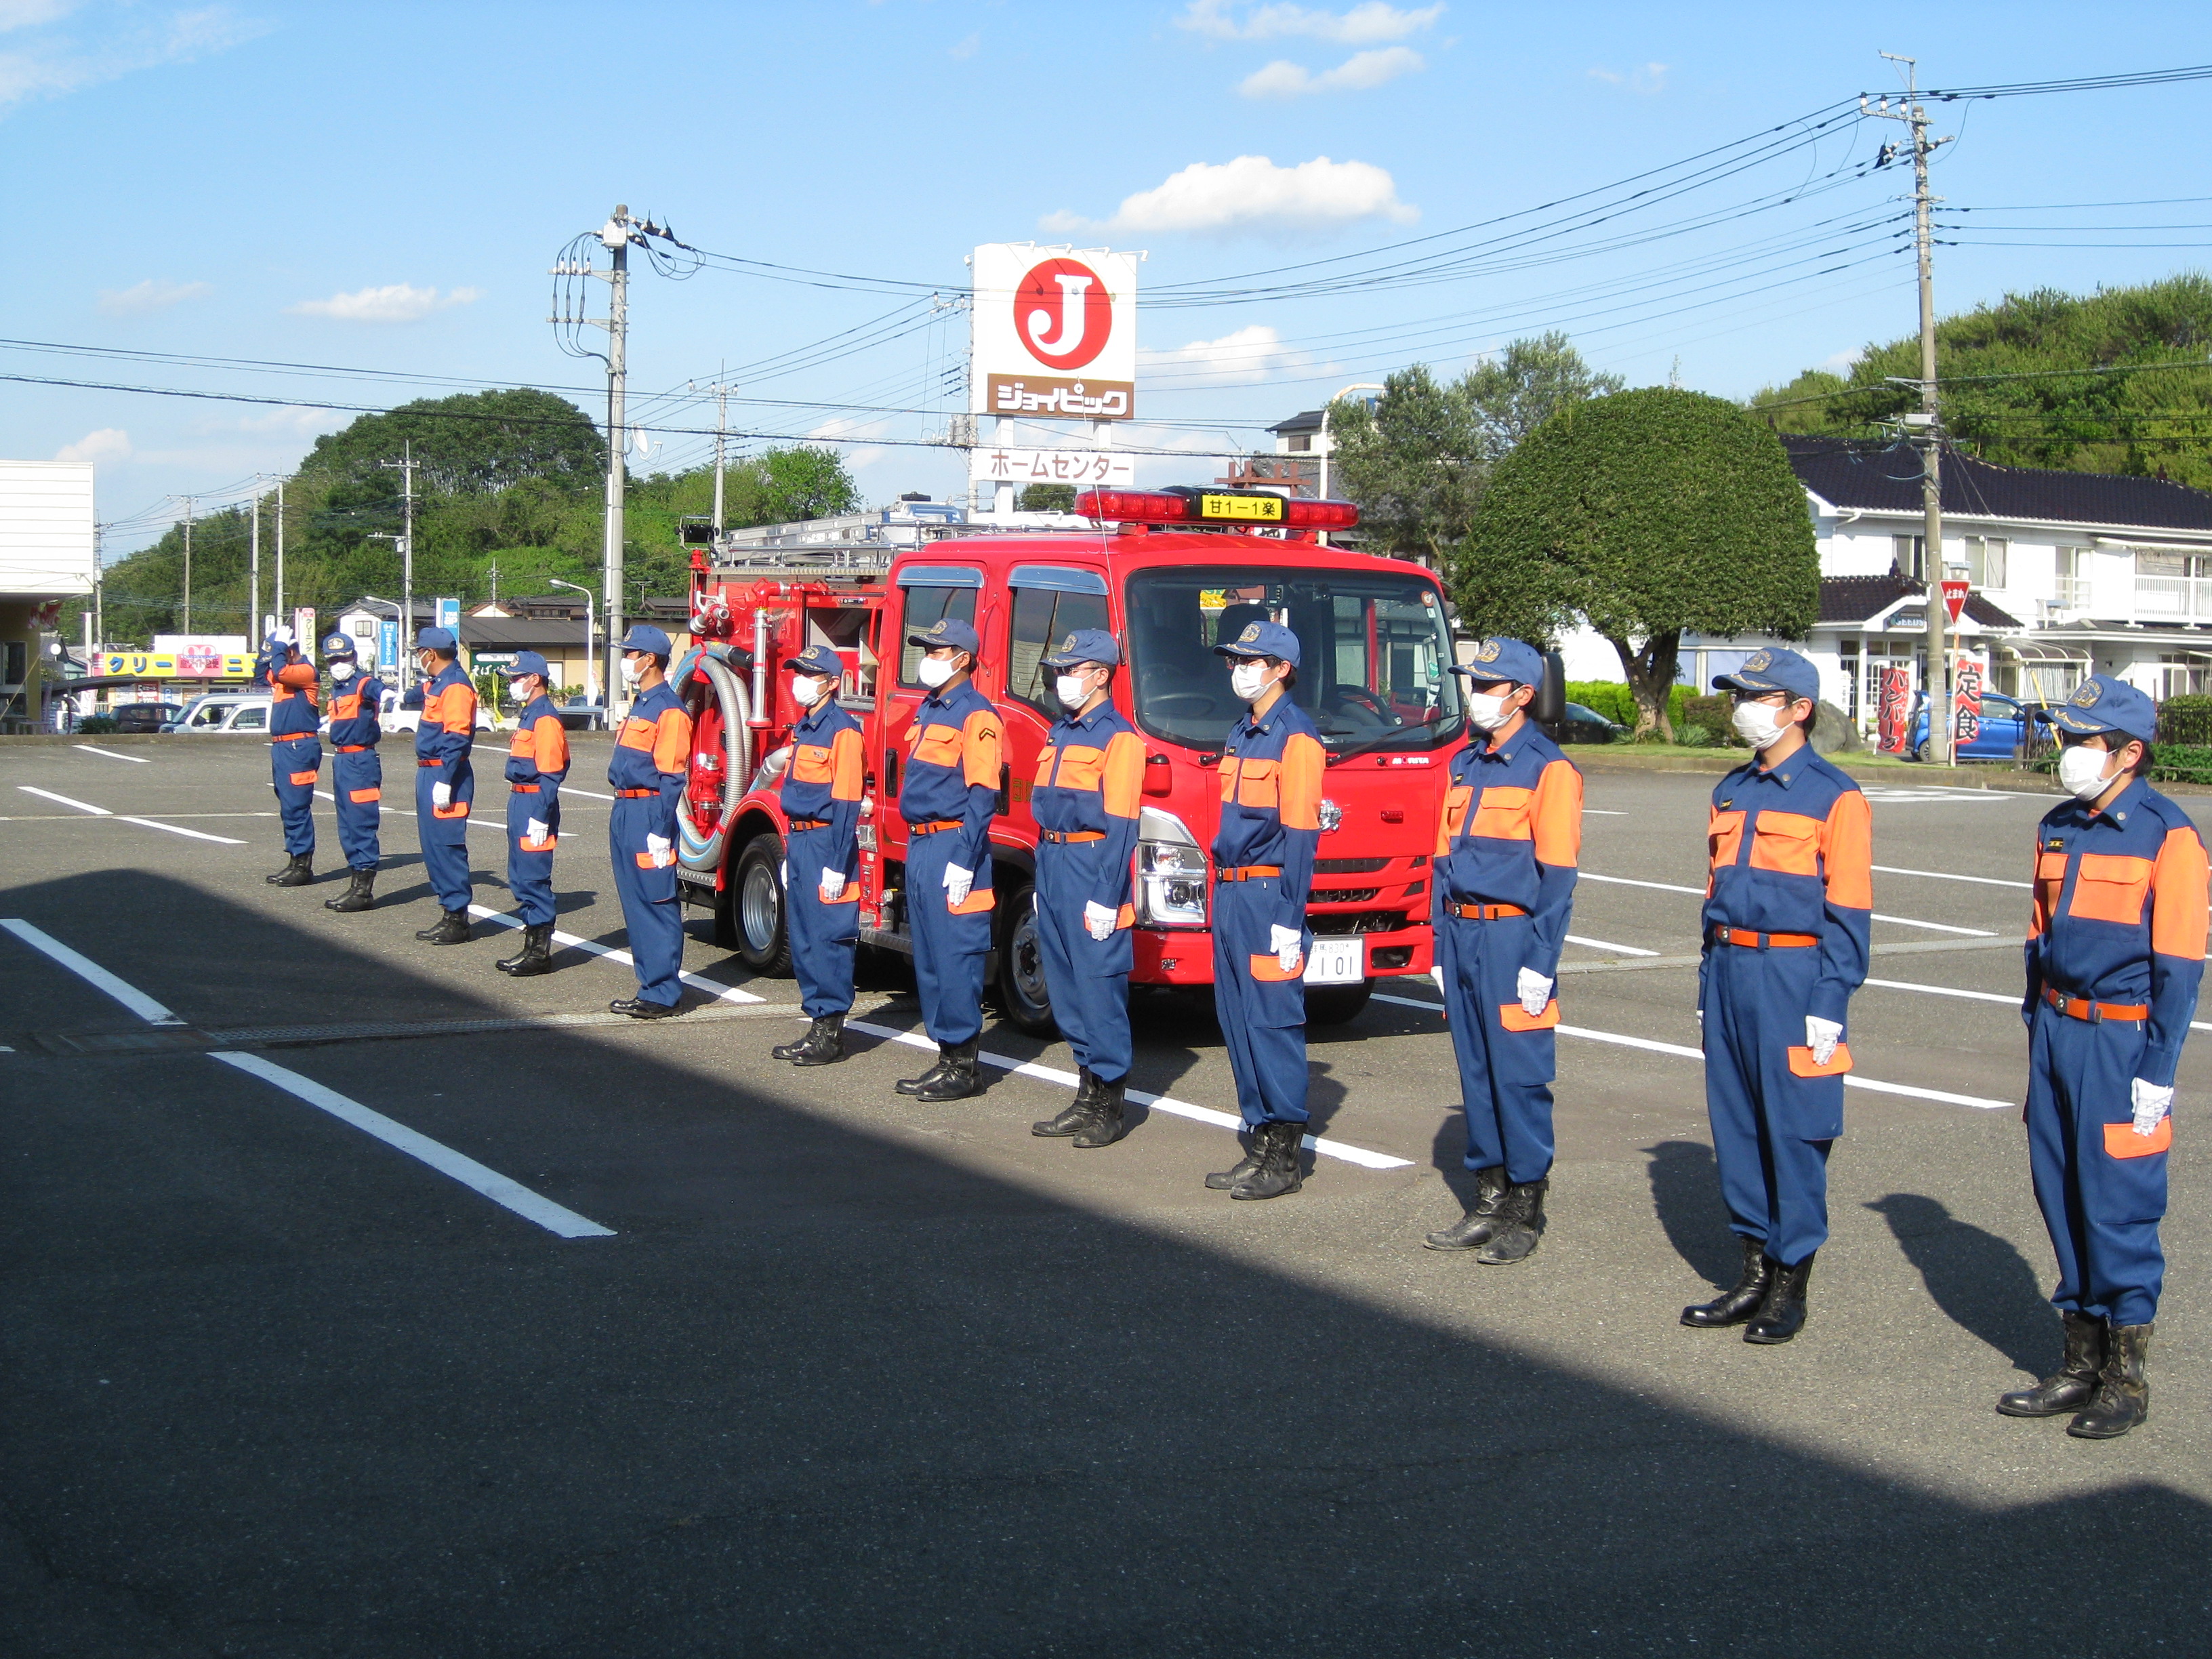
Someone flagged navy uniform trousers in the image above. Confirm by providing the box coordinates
[1036,842,1134,1085]
[905,826,992,1046]
[415,762,474,913]
[1210,874,1309,1127]
[610,793,684,1006]
[1702,941,1840,1266]
[272,735,321,857]
[506,787,558,928]
[330,748,382,870]
[2026,1004,2169,1329]
[1438,911,1557,1184]
[786,823,859,1019]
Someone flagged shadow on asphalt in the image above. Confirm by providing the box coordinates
[1866,1191,2057,1375]
[1646,1139,1741,1289]
[3,870,2207,1656]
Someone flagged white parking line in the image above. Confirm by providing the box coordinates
[1580,870,1996,937]
[210,1052,615,1239]
[1565,934,1660,957]
[841,1017,1412,1170]
[18,785,110,815]
[1872,913,1996,937]
[1,918,184,1024]
[1864,977,2016,1006]
[464,906,765,1004]
[74,745,150,764]
[1873,864,2031,890]
[114,816,246,845]
[565,788,615,801]
[1581,872,1701,896]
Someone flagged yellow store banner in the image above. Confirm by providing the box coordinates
[96,651,255,679]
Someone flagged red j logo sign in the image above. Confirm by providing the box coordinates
[1017,257,1113,370]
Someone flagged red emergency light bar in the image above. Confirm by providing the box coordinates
[1074,486,1361,531]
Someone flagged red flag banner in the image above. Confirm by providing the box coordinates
[1877,665,1914,755]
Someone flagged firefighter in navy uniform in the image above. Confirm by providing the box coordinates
[1028,628,1146,1150]
[605,624,695,1018]
[319,632,388,913]
[411,626,478,945]
[894,616,1003,1103]
[1204,619,1326,1201]
[1682,647,1872,1345]
[771,644,865,1066]
[258,627,322,887]
[493,651,569,977]
[2001,676,2207,1439]
[1422,638,1583,1265]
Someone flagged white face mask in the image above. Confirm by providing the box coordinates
[1230,661,1271,702]
[511,677,541,703]
[1056,673,1093,709]
[917,655,957,689]
[1467,690,1517,733]
[790,675,825,706]
[619,657,642,687]
[328,661,356,682]
[2059,743,2120,801]
[1732,699,1790,750]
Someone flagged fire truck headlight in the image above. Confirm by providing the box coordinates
[1318,798,1342,833]
[1136,806,1208,928]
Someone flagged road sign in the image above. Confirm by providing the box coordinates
[436,596,461,634]
[377,619,398,668]
[1940,579,1970,623]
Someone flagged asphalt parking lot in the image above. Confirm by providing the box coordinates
[5,735,2211,1656]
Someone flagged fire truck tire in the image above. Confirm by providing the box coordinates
[993,878,1058,1038]
[731,832,793,978]
[1304,978,1375,1027]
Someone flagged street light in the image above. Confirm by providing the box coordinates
[546,579,599,718]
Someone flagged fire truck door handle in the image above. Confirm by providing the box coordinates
[884,749,899,795]
[995,762,1010,819]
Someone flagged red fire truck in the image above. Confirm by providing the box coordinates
[670,486,1465,1032]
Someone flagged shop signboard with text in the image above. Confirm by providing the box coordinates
[1877,664,1914,755]
[970,243,1141,422]
[1952,649,1988,746]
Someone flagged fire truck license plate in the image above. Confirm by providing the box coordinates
[1303,937,1364,985]
[1200,493,1284,522]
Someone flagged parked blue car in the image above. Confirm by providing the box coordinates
[1907,689,2032,761]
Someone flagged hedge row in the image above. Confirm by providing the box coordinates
[2158,695,2212,746]
[1565,681,1694,731]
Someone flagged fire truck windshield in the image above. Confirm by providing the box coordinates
[1123,566,1464,755]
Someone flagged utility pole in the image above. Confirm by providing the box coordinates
[1868,55,1954,764]
[694,371,735,535]
[379,442,417,692]
[273,479,285,634]
[180,495,193,636]
[248,487,261,652]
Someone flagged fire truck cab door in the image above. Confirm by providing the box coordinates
[1002,567,1113,825]
[880,567,984,879]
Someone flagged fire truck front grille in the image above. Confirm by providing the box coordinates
[1309,909,1409,936]
[1311,886,1381,903]
[1314,857,1389,875]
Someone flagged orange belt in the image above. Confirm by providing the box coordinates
[1452,902,1528,920]
[2045,986,2148,1023]
[417,759,443,767]
[510,783,539,794]
[1711,926,1819,949]
[615,787,658,798]
[1215,865,1282,883]
[1042,830,1105,844]
[787,818,831,832]
[907,819,965,836]
[335,744,372,753]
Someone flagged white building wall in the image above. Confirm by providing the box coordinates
[0,459,96,597]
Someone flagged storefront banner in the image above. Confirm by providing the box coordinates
[1877,665,1914,755]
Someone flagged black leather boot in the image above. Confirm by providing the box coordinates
[1073,1077,1128,1149]
[1206,1134,1261,1190]
[268,853,313,887]
[1998,1311,2106,1417]
[415,907,470,945]
[774,1015,846,1067]
[1424,1166,1511,1252]
[914,1039,982,1103]
[324,868,376,912]
[897,1046,956,1096]
[1744,1253,1815,1344]
[1033,1068,1099,1136]
[1476,1178,1548,1265]
[2068,1322,2152,1439]
[1683,1238,1774,1328]
[609,996,681,1019]
[1230,1120,1305,1200]
[496,923,554,977]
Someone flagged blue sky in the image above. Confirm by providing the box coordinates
[7,0,2211,556]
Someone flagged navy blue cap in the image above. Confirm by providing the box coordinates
[619,623,672,657]
[784,644,843,678]
[320,632,356,659]
[1040,628,1121,670]
[907,615,981,656]
[1212,617,1300,669]
[1713,647,1820,703]
[501,651,551,680]
[415,625,457,651]
[1450,637,1544,689]
[2046,673,2156,745]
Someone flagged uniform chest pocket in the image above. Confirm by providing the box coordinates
[1748,811,1822,877]
[1232,757,1279,809]
[1052,745,1105,793]
[1470,785,1533,842]
[912,723,964,767]
[1439,784,1474,848]
[792,744,836,784]
[618,717,657,750]
[1708,809,1746,872]
[2069,853,2152,926]
[1033,745,1059,789]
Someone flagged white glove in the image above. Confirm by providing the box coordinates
[1084,900,1117,941]
[647,832,671,858]
[1807,1015,1843,1067]
[526,817,548,842]
[270,626,295,647]
[1270,923,1301,974]
[764,744,792,776]
[943,863,972,908]
[820,867,845,901]
[779,860,788,888]
[1517,967,1553,1018]
[430,781,451,808]
[2131,1078,2175,1136]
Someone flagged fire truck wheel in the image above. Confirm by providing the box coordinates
[731,832,793,977]
[1304,979,1375,1027]
[994,878,1058,1038]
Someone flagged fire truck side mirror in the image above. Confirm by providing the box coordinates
[1532,650,1567,727]
[1142,752,1172,797]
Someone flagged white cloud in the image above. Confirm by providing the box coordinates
[804,417,893,474]
[948,31,978,59]
[230,405,348,437]
[287,283,483,323]
[55,426,130,464]
[1178,1,1442,43]
[1141,325,1308,385]
[1240,45,1421,96]
[1044,155,1414,239]
[1589,62,1668,92]
[96,276,211,315]
[0,4,266,113]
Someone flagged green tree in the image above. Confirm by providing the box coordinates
[298,388,605,493]
[1461,331,1626,456]
[1746,367,1849,435]
[1466,388,1818,739]
[1017,483,1076,512]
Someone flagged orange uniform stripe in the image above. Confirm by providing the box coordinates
[651,707,693,774]
[534,715,570,775]
[1530,758,1582,868]
[1277,731,1325,832]
[1102,730,1145,820]
[830,727,865,802]
[438,683,476,734]
[2151,825,2210,960]
[960,708,1003,790]
[1821,790,1874,909]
